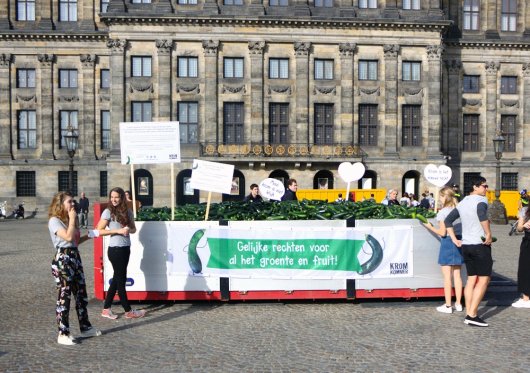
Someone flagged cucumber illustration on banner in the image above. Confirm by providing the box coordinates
[186,229,385,275]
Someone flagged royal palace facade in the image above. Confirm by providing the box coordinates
[1,0,530,209]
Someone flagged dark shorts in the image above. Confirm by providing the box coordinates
[462,244,493,276]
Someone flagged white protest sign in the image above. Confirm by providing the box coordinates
[189,159,235,195]
[259,178,285,201]
[424,164,452,187]
[120,122,181,164]
[338,162,365,183]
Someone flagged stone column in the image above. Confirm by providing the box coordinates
[484,61,499,157]
[248,41,265,144]
[294,42,310,145]
[445,60,462,159]
[38,54,55,159]
[106,39,127,156]
[383,44,399,156]
[426,44,444,157]
[80,54,96,159]
[156,39,174,121]
[485,0,499,38]
[0,54,11,158]
[339,43,355,145]
[522,63,530,159]
[202,40,219,145]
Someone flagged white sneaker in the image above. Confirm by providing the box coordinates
[436,304,453,314]
[57,334,78,345]
[454,304,464,312]
[512,298,530,308]
[80,327,102,338]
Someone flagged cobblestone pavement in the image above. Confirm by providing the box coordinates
[1,218,529,372]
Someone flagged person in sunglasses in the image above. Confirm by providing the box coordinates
[444,176,493,327]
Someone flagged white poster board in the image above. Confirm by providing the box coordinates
[119,121,181,164]
[189,159,235,195]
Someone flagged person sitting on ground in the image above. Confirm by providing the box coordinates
[244,184,263,203]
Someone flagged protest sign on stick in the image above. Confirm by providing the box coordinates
[423,164,452,211]
[338,162,366,201]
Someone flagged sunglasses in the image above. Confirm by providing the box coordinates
[477,184,488,189]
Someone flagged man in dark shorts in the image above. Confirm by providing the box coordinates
[445,176,492,327]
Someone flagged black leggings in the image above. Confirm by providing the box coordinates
[104,246,132,312]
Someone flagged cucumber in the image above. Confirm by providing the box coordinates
[187,229,204,274]
[358,234,384,275]
[481,236,498,243]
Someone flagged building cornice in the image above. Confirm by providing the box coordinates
[446,40,530,50]
[0,32,107,41]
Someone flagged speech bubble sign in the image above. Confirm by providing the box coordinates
[259,178,285,201]
[338,162,366,183]
[424,164,452,187]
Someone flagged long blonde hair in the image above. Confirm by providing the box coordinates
[440,186,457,209]
[48,191,73,225]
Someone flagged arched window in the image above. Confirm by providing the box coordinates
[402,170,420,200]
[222,169,246,202]
[177,169,199,206]
[132,169,153,207]
[313,170,334,189]
[269,169,290,188]
[358,170,377,189]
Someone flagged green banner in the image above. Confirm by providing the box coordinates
[206,238,365,271]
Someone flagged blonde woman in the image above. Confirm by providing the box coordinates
[423,187,464,313]
[48,191,101,345]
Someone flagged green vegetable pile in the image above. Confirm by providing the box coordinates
[136,200,436,222]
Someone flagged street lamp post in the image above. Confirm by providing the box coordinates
[64,126,79,194]
[490,132,507,224]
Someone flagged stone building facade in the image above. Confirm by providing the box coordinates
[0,0,529,209]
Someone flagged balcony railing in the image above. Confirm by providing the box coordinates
[200,143,366,159]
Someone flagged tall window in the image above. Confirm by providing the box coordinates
[501,115,516,152]
[358,60,378,80]
[463,0,480,30]
[18,110,37,149]
[17,0,36,21]
[101,0,110,12]
[100,171,108,197]
[502,173,518,190]
[224,58,244,78]
[269,0,288,5]
[59,111,78,148]
[359,104,378,146]
[224,0,243,4]
[178,0,198,3]
[315,59,334,80]
[402,105,421,146]
[100,69,110,88]
[17,69,36,88]
[132,102,152,122]
[58,171,78,195]
[501,0,517,32]
[178,102,198,144]
[463,114,479,151]
[314,104,334,145]
[402,62,421,81]
[463,75,480,93]
[269,58,289,79]
[358,0,377,8]
[101,111,111,149]
[402,0,420,10]
[269,103,289,144]
[501,76,517,94]
[178,57,198,78]
[16,171,36,197]
[223,103,244,144]
[59,0,77,21]
[315,0,333,7]
[131,57,152,77]
[131,0,151,3]
[59,69,78,88]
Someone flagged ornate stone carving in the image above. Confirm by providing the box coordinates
[268,85,292,94]
[59,95,80,102]
[314,85,336,95]
[523,63,530,77]
[80,54,96,68]
[339,43,356,57]
[129,78,154,93]
[484,61,499,75]
[501,99,519,108]
[248,41,265,55]
[383,44,400,58]
[176,84,200,94]
[37,54,55,67]
[403,87,423,97]
[106,39,127,53]
[445,59,461,74]
[0,53,12,67]
[156,39,174,54]
[16,94,36,103]
[462,98,482,107]
[222,84,246,94]
[426,45,444,60]
[202,40,219,56]
[294,42,311,56]
[358,87,380,96]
